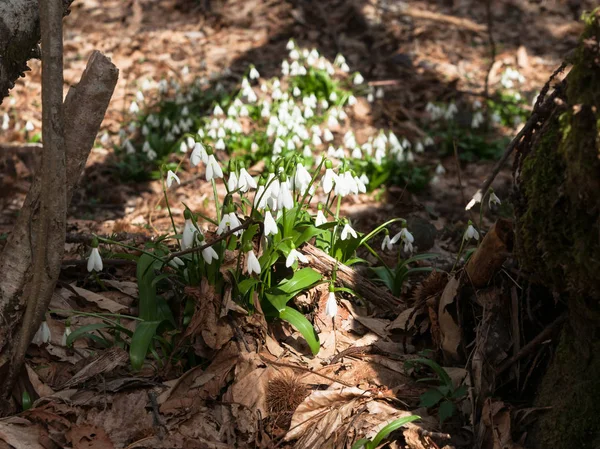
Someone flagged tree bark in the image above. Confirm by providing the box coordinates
[0,0,73,103]
[513,10,600,449]
[0,51,118,387]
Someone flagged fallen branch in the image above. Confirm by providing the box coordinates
[302,243,405,312]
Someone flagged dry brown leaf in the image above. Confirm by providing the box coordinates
[438,276,461,360]
[67,424,114,449]
[102,280,138,297]
[58,347,128,389]
[65,285,128,314]
[285,387,372,441]
[388,307,420,331]
[0,419,45,449]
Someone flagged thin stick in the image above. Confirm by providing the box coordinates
[496,314,567,376]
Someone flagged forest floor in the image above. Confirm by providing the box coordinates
[0,0,591,448]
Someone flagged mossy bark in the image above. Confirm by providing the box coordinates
[513,10,600,449]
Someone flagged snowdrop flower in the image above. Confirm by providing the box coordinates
[353,73,364,85]
[277,178,294,210]
[381,234,394,251]
[166,170,180,188]
[217,212,242,235]
[238,167,257,192]
[201,246,219,265]
[2,113,10,131]
[435,163,446,175]
[464,222,480,241]
[323,129,334,142]
[341,223,358,240]
[191,142,208,166]
[25,121,35,132]
[375,88,384,99]
[100,132,111,147]
[289,49,300,60]
[367,92,374,103]
[124,140,135,154]
[263,209,278,236]
[488,190,501,208]
[87,243,103,272]
[281,60,290,76]
[304,106,314,119]
[182,216,197,250]
[325,290,337,318]
[246,249,261,275]
[311,133,322,146]
[329,92,338,102]
[249,66,260,80]
[215,138,226,150]
[322,165,336,194]
[347,95,357,106]
[294,163,312,195]
[206,154,224,181]
[465,189,483,211]
[286,248,308,267]
[129,101,139,114]
[286,39,295,50]
[391,227,414,253]
[180,141,189,153]
[168,257,185,269]
[340,62,350,72]
[32,321,51,346]
[471,111,484,129]
[315,207,327,227]
[293,86,301,97]
[61,325,72,346]
[147,149,157,160]
[445,103,458,120]
[354,175,367,193]
[228,171,239,191]
[213,104,224,116]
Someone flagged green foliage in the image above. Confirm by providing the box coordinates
[370,253,436,296]
[351,415,421,449]
[405,357,467,424]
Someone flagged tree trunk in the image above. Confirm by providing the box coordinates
[513,10,600,449]
[0,0,73,102]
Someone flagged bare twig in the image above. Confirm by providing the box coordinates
[496,314,567,376]
[3,0,67,398]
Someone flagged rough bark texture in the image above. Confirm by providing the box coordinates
[0,0,73,103]
[0,51,118,369]
[513,10,600,449]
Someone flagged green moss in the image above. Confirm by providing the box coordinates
[515,10,600,298]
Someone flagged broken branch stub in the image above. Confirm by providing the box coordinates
[0,51,118,366]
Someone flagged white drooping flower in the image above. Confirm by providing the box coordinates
[263,210,278,236]
[25,121,35,132]
[166,170,180,188]
[353,73,364,85]
[391,227,414,253]
[465,189,483,211]
[32,321,51,346]
[286,248,308,267]
[191,143,208,166]
[215,138,226,150]
[489,191,501,208]
[246,250,261,275]
[293,86,301,97]
[129,101,139,114]
[315,209,327,227]
[464,222,480,241]
[381,234,394,251]
[277,179,294,210]
[205,155,224,181]
[201,245,219,265]
[348,95,357,106]
[471,111,484,129]
[249,66,260,80]
[238,168,257,192]
[325,291,338,318]
[228,171,239,191]
[435,163,446,175]
[182,218,197,250]
[168,256,185,269]
[87,247,103,272]
[217,212,242,235]
[340,223,358,240]
[322,168,336,194]
[294,163,312,195]
[213,104,224,116]
[323,128,334,142]
[61,325,72,346]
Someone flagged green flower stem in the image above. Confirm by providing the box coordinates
[362,242,394,278]
[212,179,221,223]
[452,237,467,273]
[161,174,180,250]
[359,218,405,246]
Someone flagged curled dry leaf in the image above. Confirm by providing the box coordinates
[438,276,461,361]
